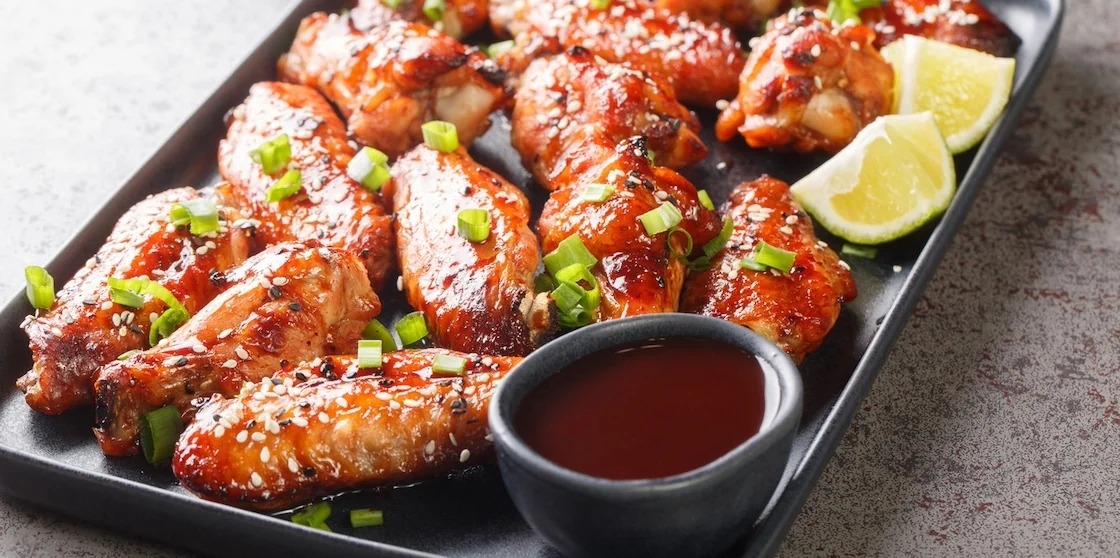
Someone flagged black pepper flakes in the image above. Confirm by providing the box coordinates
[288,302,303,312]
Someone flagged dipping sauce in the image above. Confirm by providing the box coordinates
[514,337,768,480]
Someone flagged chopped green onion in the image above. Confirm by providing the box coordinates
[852,0,882,8]
[697,190,715,211]
[590,0,610,9]
[740,257,769,272]
[432,354,467,376]
[421,121,459,153]
[169,198,221,236]
[395,312,429,346]
[350,509,384,528]
[841,243,878,259]
[543,235,597,277]
[422,0,445,22]
[292,502,332,529]
[139,405,183,465]
[250,134,291,175]
[826,0,863,24]
[347,147,391,192]
[638,202,683,236]
[457,209,491,243]
[266,170,302,202]
[555,263,600,309]
[581,184,615,203]
[381,0,402,8]
[117,350,141,361]
[107,277,186,313]
[362,319,397,352]
[357,339,383,369]
[149,307,189,346]
[667,227,694,262]
[752,241,797,274]
[24,266,54,310]
[687,218,735,271]
[109,286,145,309]
[485,40,515,58]
[534,273,556,293]
[552,263,600,329]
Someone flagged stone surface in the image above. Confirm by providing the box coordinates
[0,0,1116,557]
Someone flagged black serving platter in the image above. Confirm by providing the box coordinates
[0,0,1064,556]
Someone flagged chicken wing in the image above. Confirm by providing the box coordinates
[387,144,553,356]
[217,82,395,290]
[680,176,856,363]
[93,244,380,456]
[650,0,781,34]
[351,0,490,39]
[716,8,894,153]
[172,350,519,511]
[16,187,252,415]
[511,47,707,189]
[489,0,745,108]
[278,15,506,160]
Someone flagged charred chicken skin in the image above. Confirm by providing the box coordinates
[650,0,782,34]
[489,0,745,108]
[716,8,894,153]
[387,145,553,356]
[278,15,506,160]
[217,82,395,290]
[351,0,490,40]
[17,187,252,415]
[93,244,380,456]
[173,350,519,511]
[680,176,856,363]
[511,48,707,189]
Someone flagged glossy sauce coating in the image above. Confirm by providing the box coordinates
[651,0,782,34]
[351,0,490,39]
[516,337,766,480]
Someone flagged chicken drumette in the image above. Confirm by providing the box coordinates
[351,0,490,39]
[650,0,782,34]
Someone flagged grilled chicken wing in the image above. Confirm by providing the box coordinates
[217,82,394,289]
[387,145,553,355]
[17,187,251,415]
[537,136,721,320]
[490,0,744,108]
[93,244,379,456]
[716,8,893,153]
[351,0,490,39]
[511,48,707,189]
[680,176,856,363]
[650,0,781,34]
[278,15,506,160]
[172,350,519,511]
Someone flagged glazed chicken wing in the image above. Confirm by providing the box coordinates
[173,350,519,511]
[650,0,782,34]
[716,8,894,153]
[680,176,856,363]
[351,0,490,39]
[511,48,707,189]
[490,0,744,108]
[387,145,553,356]
[217,82,394,289]
[93,244,380,456]
[17,187,252,415]
[278,15,506,160]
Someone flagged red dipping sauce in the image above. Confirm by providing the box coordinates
[514,337,769,481]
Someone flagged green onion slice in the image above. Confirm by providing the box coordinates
[266,170,302,203]
[350,509,384,528]
[533,273,556,294]
[825,0,878,24]
[638,202,683,236]
[109,286,145,309]
[107,278,186,312]
[432,354,467,376]
[752,241,797,273]
[697,190,715,211]
[555,263,600,309]
[542,235,597,277]
[703,219,734,259]
[841,243,878,259]
[457,209,491,243]
[169,198,221,236]
[292,502,332,529]
[357,339,383,369]
[347,147,391,192]
[582,184,615,203]
[667,227,694,262]
[485,40,515,58]
[117,349,141,361]
[740,257,769,272]
[250,134,291,175]
[421,121,459,153]
[362,319,397,352]
[590,0,610,9]
[422,0,445,22]
[381,0,402,8]
[24,266,55,310]
[150,307,189,346]
[139,405,183,465]
[395,312,429,346]
[551,263,600,329]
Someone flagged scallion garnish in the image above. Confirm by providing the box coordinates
[457,209,491,243]
[752,241,797,273]
[421,121,459,153]
[841,243,878,259]
[590,0,611,9]
[362,319,397,352]
[347,147,391,192]
[169,198,221,236]
[381,0,403,8]
[395,312,429,346]
[826,0,879,24]
[266,170,302,202]
[485,40,515,58]
[107,278,187,313]
[350,509,384,528]
[422,0,445,22]
[117,350,141,361]
[552,263,600,329]
[638,202,683,236]
[740,257,769,272]
[357,339,383,369]
[542,235,597,277]
[24,266,54,310]
[533,273,556,293]
[150,307,189,346]
[139,405,183,465]
[687,218,735,271]
[292,502,332,530]
[581,184,615,203]
[109,286,145,309]
[667,227,694,262]
[250,134,291,175]
[697,190,715,211]
[432,354,467,376]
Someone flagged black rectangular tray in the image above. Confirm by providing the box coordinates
[0,0,1064,556]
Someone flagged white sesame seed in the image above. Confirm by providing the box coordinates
[252,392,266,401]
[223,359,238,369]
[124,312,134,325]
[893,265,903,273]
[192,343,206,354]
[839,260,851,270]
[335,397,348,408]
[219,417,233,429]
[396,276,404,291]
[376,392,392,401]
[402,399,420,408]
[318,412,330,423]
[250,472,263,487]
[260,447,271,463]
[715,99,730,110]
[449,432,458,446]
[786,215,798,225]
[810,44,821,57]
[780,226,794,235]
[205,241,217,250]
[218,328,233,339]
[292,417,308,427]
[149,312,160,323]
[251,432,266,442]
[288,457,299,473]
[214,425,226,438]
[117,326,127,337]
[267,420,280,435]
[273,385,286,395]
[196,246,209,256]
[237,431,249,443]
[235,346,250,360]
[389,400,401,410]
[459,449,471,463]
[111,314,122,327]
[100,301,114,311]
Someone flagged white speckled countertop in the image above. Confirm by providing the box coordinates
[1,1,1116,556]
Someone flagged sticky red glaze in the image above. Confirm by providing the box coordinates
[351,0,490,39]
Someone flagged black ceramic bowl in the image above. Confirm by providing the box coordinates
[488,314,803,558]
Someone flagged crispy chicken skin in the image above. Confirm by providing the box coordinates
[387,145,553,356]
[172,350,519,511]
[651,0,781,34]
[489,0,745,108]
[351,0,490,39]
[17,187,251,415]
[681,176,856,363]
[537,136,722,320]
[511,48,707,189]
[217,82,394,289]
[278,15,506,160]
[716,9,893,153]
[93,244,380,456]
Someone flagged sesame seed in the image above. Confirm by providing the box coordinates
[292,417,308,427]
[223,359,238,369]
[218,328,233,339]
[260,447,271,463]
[118,326,127,337]
[810,44,821,57]
[124,312,134,325]
[403,399,420,408]
[424,440,436,455]
[267,420,280,434]
[654,190,668,200]
[376,392,392,401]
[150,312,160,323]
[192,343,206,354]
[288,457,299,473]
[271,277,289,286]
[235,346,250,360]
[396,276,403,291]
[318,412,329,423]
[893,265,903,273]
[237,431,249,443]
[214,425,226,438]
[449,432,457,446]
[389,400,401,410]
[196,246,209,256]
[273,385,287,395]
[715,99,730,110]
[839,260,851,270]
[100,301,114,311]
[780,226,794,235]
[786,215,798,225]
[250,472,263,487]
[335,397,348,408]
[459,449,471,463]
[219,417,233,429]
[251,432,266,442]
[252,392,266,401]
